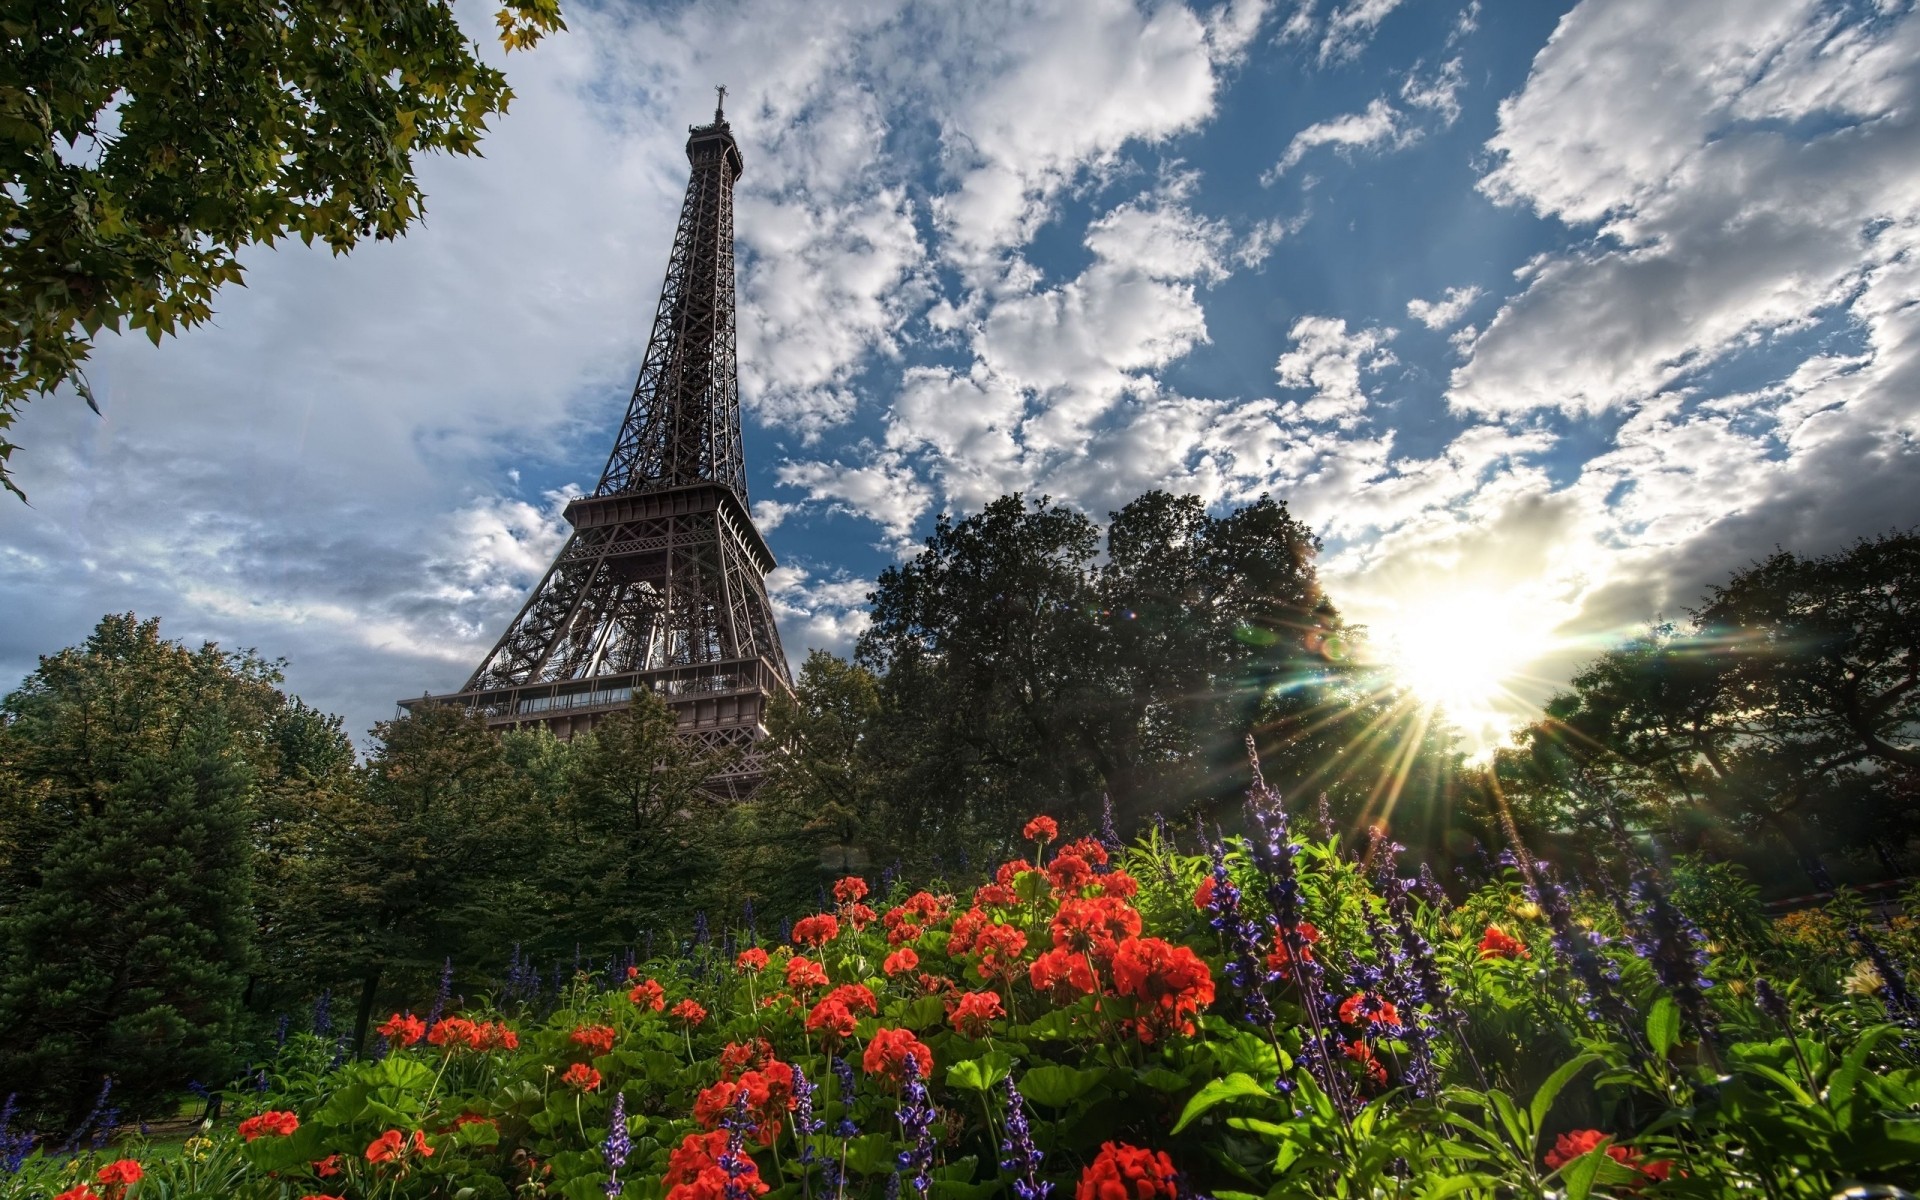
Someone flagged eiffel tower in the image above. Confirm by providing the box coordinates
[406,91,792,794]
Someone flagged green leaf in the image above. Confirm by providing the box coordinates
[947,1051,1014,1093]
[1171,1072,1271,1134]
[1527,1053,1601,1147]
[1646,996,1680,1058]
[1135,1067,1192,1093]
[1019,1064,1107,1108]
[1561,1150,1607,1200]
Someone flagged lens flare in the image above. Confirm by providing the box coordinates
[1372,591,1551,724]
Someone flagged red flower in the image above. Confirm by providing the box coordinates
[1047,853,1095,892]
[694,1065,796,1145]
[1023,816,1059,843]
[883,947,920,976]
[301,1195,346,1200]
[1110,937,1214,1044]
[786,956,829,991]
[627,965,642,980]
[629,979,667,1010]
[412,1130,434,1158]
[862,1027,934,1085]
[1051,896,1142,963]
[1075,1141,1179,1200]
[1192,877,1216,910]
[96,1160,143,1186]
[664,1129,771,1200]
[428,1016,480,1049]
[995,859,1037,887]
[888,921,924,946]
[54,1189,101,1200]
[948,907,991,955]
[948,990,1005,1038]
[1338,992,1401,1030]
[833,876,870,903]
[570,1024,617,1057]
[561,1062,603,1091]
[1264,923,1320,970]
[826,983,878,1016]
[365,1130,406,1164]
[1030,947,1100,1004]
[313,1155,342,1178]
[1477,925,1528,960]
[973,922,1030,982]
[672,998,708,1027]
[1344,1040,1388,1086]
[1543,1130,1670,1184]
[846,903,877,930]
[736,947,770,974]
[974,882,1019,907]
[719,1038,777,1077]
[378,1012,426,1045]
[1060,837,1110,867]
[1094,870,1139,900]
[806,997,858,1042]
[793,913,841,947]
[238,1110,300,1140]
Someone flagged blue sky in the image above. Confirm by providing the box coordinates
[4,0,1918,753]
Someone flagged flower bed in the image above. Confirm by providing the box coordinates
[4,798,1918,1200]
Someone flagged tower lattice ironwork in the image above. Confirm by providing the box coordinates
[406,93,792,793]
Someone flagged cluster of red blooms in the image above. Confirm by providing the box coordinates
[1338,991,1402,1031]
[1023,815,1059,843]
[882,890,951,946]
[1110,937,1216,1044]
[1544,1130,1673,1184]
[1265,922,1320,970]
[948,990,1005,1038]
[805,983,880,1043]
[238,1110,300,1141]
[569,1024,617,1056]
[792,913,840,947]
[694,1042,798,1144]
[430,1016,519,1052]
[561,1063,603,1091]
[52,1159,143,1200]
[883,947,919,976]
[376,1012,426,1044]
[366,1128,434,1165]
[1074,1141,1179,1200]
[673,998,708,1027]
[664,1129,770,1200]
[862,1026,934,1085]
[786,956,829,991]
[1478,924,1528,960]
[629,978,667,1010]
[736,946,770,974]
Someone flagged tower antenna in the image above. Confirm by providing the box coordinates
[715,85,727,122]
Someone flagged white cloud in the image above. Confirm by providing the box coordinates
[1273,316,1397,427]
[1406,285,1481,330]
[1319,0,1409,63]
[1400,56,1465,125]
[1265,97,1406,181]
[766,564,874,659]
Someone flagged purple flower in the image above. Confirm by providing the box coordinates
[427,957,454,1026]
[1000,1075,1052,1200]
[894,1052,936,1197]
[603,1091,631,1196]
[1204,842,1273,1025]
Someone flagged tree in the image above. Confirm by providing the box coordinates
[0,613,285,1124]
[0,0,565,498]
[1503,531,1919,878]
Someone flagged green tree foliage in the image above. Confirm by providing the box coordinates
[857,491,1460,853]
[0,0,565,498]
[0,614,286,1123]
[1498,530,1919,877]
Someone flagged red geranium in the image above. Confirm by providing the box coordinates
[1264,922,1320,969]
[786,956,829,991]
[693,1064,796,1144]
[793,914,841,947]
[1338,991,1401,1030]
[1094,870,1139,900]
[719,1038,777,1076]
[313,1155,342,1178]
[54,1189,101,1200]
[1544,1130,1672,1185]
[664,1129,770,1200]
[1344,1040,1388,1086]
[973,922,1030,982]
[1047,853,1095,892]
[1110,937,1215,1044]
[805,997,857,1042]
[1030,947,1100,1004]
[862,1027,934,1085]
[995,859,1036,888]
[1478,925,1528,960]
[96,1160,143,1186]
[1051,896,1143,963]
[365,1130,416,1165]
[427,1016,479,1048]
[238,1110,300,1140]
[846,902,877,930]
[672,999,708,1027]
[627,965,641,980]
[561,1062,603,1091]
[629,979,667,1010]
[378,1012,426,1045]
[949,906,991,955]
[974,882,1019,907]
[883,947,920,976]
[1192,877,1216,910]
[736,947,770,973]
[569,1024,616,1056]
[1060,837,1110,867]
[832,876,870,903]
[826,983,878,1016]
[1075,1141,1179,1200]
[1023,816,1059,844]
[948,990,1005,1037]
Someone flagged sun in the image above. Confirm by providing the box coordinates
[1371,589,1551,722]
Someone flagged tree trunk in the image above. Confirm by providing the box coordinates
[351,966,382,1058]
